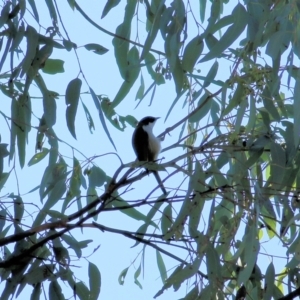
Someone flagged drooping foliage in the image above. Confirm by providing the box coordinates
[0,0,300,299]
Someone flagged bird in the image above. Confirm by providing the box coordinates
[132,116,167,195]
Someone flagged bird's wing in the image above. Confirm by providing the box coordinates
[132,128,149,161]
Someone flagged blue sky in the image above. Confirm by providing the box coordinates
[0,1,293,299]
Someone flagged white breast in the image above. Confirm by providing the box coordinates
[143,123,161,160]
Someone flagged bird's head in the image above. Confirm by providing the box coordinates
[137,116,160,131]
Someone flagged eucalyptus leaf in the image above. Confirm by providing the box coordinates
[65,78,82,139]
[84,43,108,55]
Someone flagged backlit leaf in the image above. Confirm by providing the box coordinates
[42,59,64,74]
[89,262,101,300]
[84,43,108,55]
[65,78,82,139]
[182,36,204,73]
[156,250,167,283]
[28,148,49,166]
[101,0,121,19]
[90,87,117,151]
[200,4,247,62]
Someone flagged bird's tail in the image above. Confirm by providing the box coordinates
[152,171,167,195]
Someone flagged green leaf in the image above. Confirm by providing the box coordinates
[90,87,117,151]
[45,0,57,25]
[160,6,174,39]
[74,281,90,300]
[112,46,140,108]
[270,142,286,189]
[10,22,25,53]
[140,2,164,61]
[188,177,206,235]
[69,157,82,199]
[39,160,67,202]
[200,4,247,62]
[88,166,106,188]
[28,148,49,166]
[13,196,24,223]
[27,0,39,22]
[112,198,150,222]
[161,204,173,235]
[0,143,9,175]
[118,267,129,285]
[235,97,247,133]
[77,239,93,249]
[0,2,10,29]
[84,43,109,55]
[144,53,165,85]
[43,93,57,128]
[210,15,235,34]
[14,98,27,168]
[206,0,220,29]
[245,94,256,133]
[37,34,64,49]
[49,281,64,300]
[112,1,136,79]
[0,172,10,191]
[100,97,120,130]
[223,83,245,116]
[237,222,260,285]
[265,262,275,300]
[89,262,101,300]
[294,71,300,147]
[44,179,67,210]
[47,128,59,165]
[65,78,82,139]
[85,186,97,218]
[24,264,55,284]
[189,92,211,123]
[165,32,185,94]
[0,209,6,232]
[182,36,204,73]
[30,283,41,300]
[199,0,206,23]
[63,39,77,51]
[61,234,82,258]
[156,250,167,283]
[112,24,129,79]
[153,264,184,298]
[20,26,39,77]
[42,59,64,74]
[205,33,218,50]
[0,38,12,72]
[261,86,280,121]
[17,112,26,168]
[81,100,95,133]
[203,61,219,88]
[134,263,142,289]
[166,258,201,292]
[266,31,291,59]
[67,0,75,10]
[47,210,68,221]
[101,0,121,18]
[206,243,222,287]
[135,74,145,100]
[185,286,200,300]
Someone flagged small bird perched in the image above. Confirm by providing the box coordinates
[132,116,167,195]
